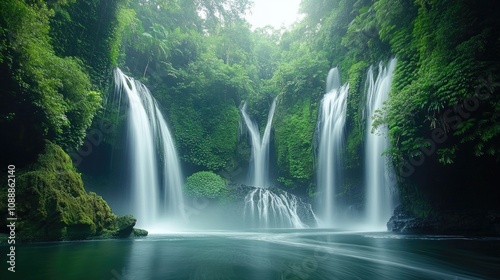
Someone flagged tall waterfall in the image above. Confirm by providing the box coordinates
[240,99,277,188]
[114,68,185,229]
[316,67,349,227]
[240,99,315,228]
[364,58,397,230]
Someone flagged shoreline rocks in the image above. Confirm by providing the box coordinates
[387,205,500,236]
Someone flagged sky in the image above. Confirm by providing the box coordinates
[245,0,302,29]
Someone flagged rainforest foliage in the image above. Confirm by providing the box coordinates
[1,0,499,215]
[0,0,122,166]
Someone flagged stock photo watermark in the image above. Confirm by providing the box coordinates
[110,268,128,280]
[68,117,114,167]
[398,73,499,177]
[108,195,210,279]
[68,74,138,167]
[6,165,17,273]
[282,239,330,280]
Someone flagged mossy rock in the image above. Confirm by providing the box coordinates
[115,214,136,231]
[113,214,137,237]
[92,215,148,239]
[131,228,148,237]
[0,141,117,241]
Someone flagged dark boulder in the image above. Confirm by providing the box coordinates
[387,205,500,235]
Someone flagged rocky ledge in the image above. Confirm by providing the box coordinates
[387,205,500,236]
[94,214,148,239]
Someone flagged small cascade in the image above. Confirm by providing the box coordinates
[316,67,349,227]
[114,68,185,229]
[243,188,314,228]
[364,58,397,230]
[240,98,277,188]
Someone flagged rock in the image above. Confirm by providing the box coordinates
[0,141,147,242]
[387,205,500,235]
[131,228,148,237]
[115,214,136,232]
[112,214,147,238]
[91,216,148,240]
[0,141,116,241]
[386,207,427,234]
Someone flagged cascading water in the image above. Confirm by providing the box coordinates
[114,68,185,229]
[240,99,315,228]
[364,58,397,230]
[240,99,277,188]
[316,67,349,227]
[243,188,307,228]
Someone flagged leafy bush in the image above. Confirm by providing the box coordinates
[185,171,228,199]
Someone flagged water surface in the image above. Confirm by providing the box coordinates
[3,229,499,279]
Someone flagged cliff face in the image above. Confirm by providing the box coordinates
[0,141,146,242]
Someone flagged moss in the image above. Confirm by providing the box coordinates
[131,228,148,237]
[91,215,148,239]
[115,214,136,231]
[111,214,137,237]
[0,141,120,241]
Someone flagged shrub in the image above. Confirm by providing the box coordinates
[185,171,228,199]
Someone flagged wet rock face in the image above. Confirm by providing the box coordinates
[386,206,436,234]
[387,205,500,236]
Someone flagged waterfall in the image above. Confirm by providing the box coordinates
[316,67,349,227]
[364,58,397,230]
[240,98,277,188]
[243,188,307,228]
[114,68,185,229]
[240,99,315,228]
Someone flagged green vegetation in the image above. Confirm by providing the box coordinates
[49,0,125,87]
[1,0,499,234]
[275,99,316,189]
[375,0,500,164]
[112,0,256,172]
[0,141,144,241]
[267,0,499,212]
[186,171,229,199]
[0,0,122,166]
